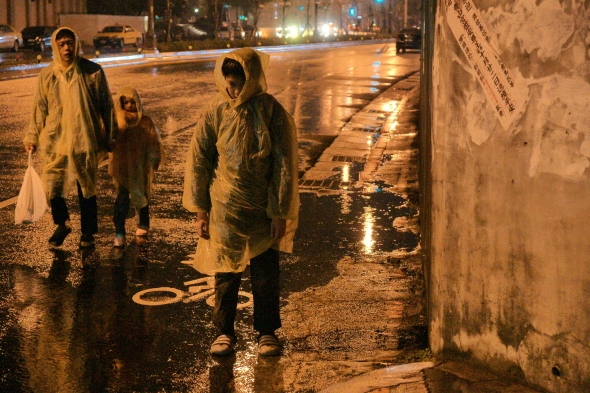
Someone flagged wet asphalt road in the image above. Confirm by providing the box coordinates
[0,43,421,392]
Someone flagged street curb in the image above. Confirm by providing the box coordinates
[319,361,436,393]
[0,39,396,75]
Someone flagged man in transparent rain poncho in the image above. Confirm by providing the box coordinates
[24,27,115,249]
[183,48,299,357]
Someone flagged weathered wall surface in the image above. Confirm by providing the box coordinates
[430,0,590,391]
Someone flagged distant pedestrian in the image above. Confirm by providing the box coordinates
[109,86,163,248]
[23,27,115,249]
[183,48,299,356]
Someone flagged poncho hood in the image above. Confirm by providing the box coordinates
[115,85,144,130]
[51,27,82,73]
[214,47,270,109]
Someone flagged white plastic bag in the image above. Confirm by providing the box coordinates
[15,151,48,224]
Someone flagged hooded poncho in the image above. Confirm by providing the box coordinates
[183,48,299,275]
[23,27,116,199]
[109,86,163,209]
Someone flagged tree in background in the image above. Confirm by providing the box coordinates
[87,0,189,19]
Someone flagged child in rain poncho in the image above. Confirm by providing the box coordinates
[183,48,299,357]
[23,27,115,249]
[109,86,163,248]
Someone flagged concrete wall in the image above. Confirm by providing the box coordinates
[429,0,590,392]
[59,14,147,47]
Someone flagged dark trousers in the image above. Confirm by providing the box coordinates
[213,248,281,337]
[50,182,98,236]
[113,188,150,235]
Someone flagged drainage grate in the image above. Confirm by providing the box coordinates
[347,126,382,133]
[298,179,354,190]
[364,109,389,114]
[331,155,366,163]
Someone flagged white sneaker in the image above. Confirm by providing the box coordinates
[114,235,126,248]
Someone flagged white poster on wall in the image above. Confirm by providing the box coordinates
[445,0,527,130]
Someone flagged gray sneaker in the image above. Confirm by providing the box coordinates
[210,334,235,356]
[258,334,281,356]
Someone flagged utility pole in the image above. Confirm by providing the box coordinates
[227,4,233,40]
[147,0,157,50]
[404,0,408,27]
[166,0,172,43]
[314,0,319,36]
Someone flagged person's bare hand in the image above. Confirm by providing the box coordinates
[271,218,286,241]
[25,145,36,154]
[197,211,210,240]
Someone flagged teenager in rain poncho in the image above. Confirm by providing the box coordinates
[183,48,299,357]
[23,27,115,249]
[109,86,163,248]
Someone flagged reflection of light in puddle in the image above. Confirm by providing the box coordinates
[390,121,398,131]
[371,81,379,86]
[371,88,378,92]
[342,164,350,183]
[233,341,257,392]
[373,61,381,66]
[363,209,376,254]
[340,193,352,214]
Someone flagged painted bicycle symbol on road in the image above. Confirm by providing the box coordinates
[131,255,253,309]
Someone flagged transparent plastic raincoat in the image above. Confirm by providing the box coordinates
[183,48,299,275]
[108,86,163,209]
[23,27,115,200]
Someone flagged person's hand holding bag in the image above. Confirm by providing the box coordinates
[15,149,48,224]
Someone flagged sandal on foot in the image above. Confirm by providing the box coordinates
[210,334,235,356]
[258,334,281,357]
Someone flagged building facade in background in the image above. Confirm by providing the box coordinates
[1,0,87,31]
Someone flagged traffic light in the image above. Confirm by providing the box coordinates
[349,7,355,16]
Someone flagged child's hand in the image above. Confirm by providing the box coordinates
[271,218,286,241]
[197,211,210,240]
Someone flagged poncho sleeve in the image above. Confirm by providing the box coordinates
[23,72,49,147]
[266,98,299,221]
[95,67,117,151]
[147,120,163,171]
[183,102,219,213]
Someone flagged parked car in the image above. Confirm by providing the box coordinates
[218,24,245,40]
[21,26,57,51]
[0,24,23,52]
[396,27,421,53]
[93,25,143,49]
